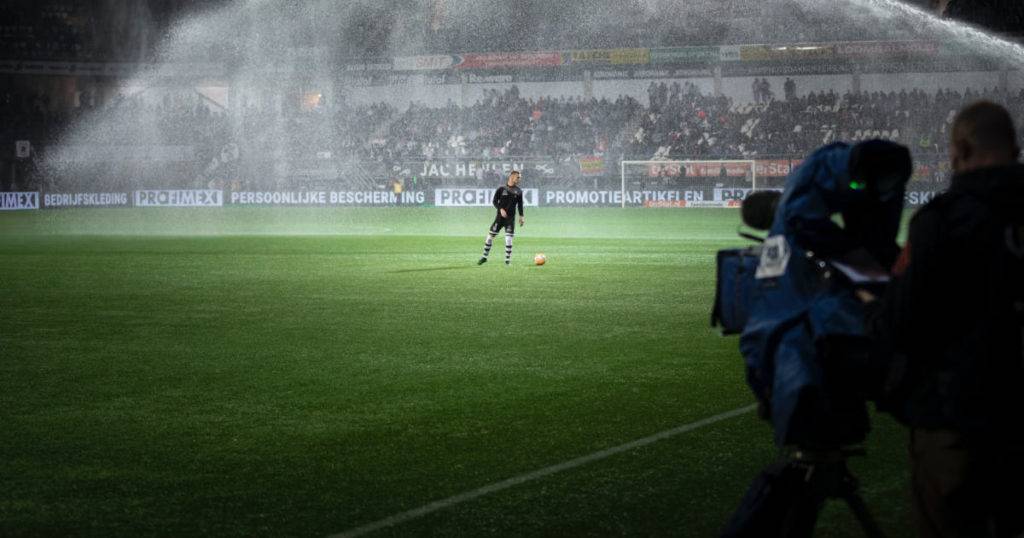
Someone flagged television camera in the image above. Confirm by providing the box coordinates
[712,140,913,537]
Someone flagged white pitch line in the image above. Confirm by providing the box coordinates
[328,403,757,538]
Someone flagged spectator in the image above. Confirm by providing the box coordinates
[759,78,773,103]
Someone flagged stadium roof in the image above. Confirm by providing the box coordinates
[4,0,1022,63]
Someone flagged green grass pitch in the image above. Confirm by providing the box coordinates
[1,207,913,537]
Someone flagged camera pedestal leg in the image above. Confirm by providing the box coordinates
[791,449,886,538]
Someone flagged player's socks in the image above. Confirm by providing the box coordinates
[504,233,513,264]
[482,232,496,260]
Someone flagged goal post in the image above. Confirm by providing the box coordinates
[619,159,759,208]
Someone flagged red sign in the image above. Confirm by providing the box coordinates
[646,162,683,177]
[639,159,807,178]
[643,200,731,208]
[755,159,794,177]
[646,162,756,178]
[645,200,688,208]
[834,41,939,58]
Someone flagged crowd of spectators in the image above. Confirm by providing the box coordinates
[369,88,641,164]
[5,81,1024,191]
[630,81,1024,172]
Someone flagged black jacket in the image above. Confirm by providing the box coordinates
[869,164,1024,441]
[492,185,524,218]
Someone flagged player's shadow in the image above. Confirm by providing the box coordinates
[388,265,479,274]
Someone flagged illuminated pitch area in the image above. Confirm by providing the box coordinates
[0,207,912,537]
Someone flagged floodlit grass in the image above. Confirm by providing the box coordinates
[0,208,913,537]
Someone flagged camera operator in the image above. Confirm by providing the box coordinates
[865,101,1024,538]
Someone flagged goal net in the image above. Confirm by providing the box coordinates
[619,160,758,208]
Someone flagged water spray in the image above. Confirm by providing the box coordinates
[833,0,1024,68]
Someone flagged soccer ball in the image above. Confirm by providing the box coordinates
[534,253,547,266]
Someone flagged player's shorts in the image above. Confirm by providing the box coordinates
[489,214,515,234]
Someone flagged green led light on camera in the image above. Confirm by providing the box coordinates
[849,180,866,190]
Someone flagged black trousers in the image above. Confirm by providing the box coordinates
[910,428,1024,538]
[488,214,515,235]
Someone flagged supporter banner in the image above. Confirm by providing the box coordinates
[567,48,651,66]
[650,46,721,65]
[134,190,223,207]
[739,44,835,62]
[44,192,130,208]
[543,190,706,206]
[455,52,564,69]
[51,145,195,163]
[435,188,539,207]
[578,156,606,175]
[0,192,40,211]
[414,160,556,179]
[229,191,426,205]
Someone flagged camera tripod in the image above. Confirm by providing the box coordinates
[776,447,885,538]
[723,445,886,538]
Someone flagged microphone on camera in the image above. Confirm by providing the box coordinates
[741,190,782,231]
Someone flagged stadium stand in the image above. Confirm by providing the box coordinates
[3,1,1023,192]
[7,81,1023,192]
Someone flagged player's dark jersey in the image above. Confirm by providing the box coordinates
[493,185,524,217]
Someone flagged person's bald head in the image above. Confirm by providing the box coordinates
[950,101,1021,174]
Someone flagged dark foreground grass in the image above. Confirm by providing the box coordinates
[0,208,912,537]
